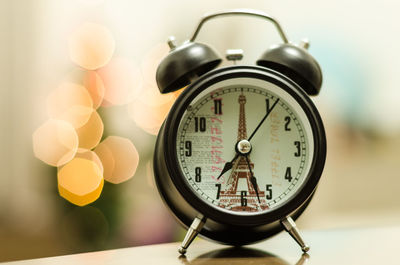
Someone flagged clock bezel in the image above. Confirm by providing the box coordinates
[162,65,326,226]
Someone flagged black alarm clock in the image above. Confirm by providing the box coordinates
[153,9,326,255]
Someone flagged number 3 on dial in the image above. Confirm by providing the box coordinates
[294,141,301,157]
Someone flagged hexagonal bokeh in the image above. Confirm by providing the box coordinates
[58,157,104,206]
[83,71,105,109]
[47,82,93,129]
[68,22,115,70]
[128,97,174,135]
[60,149,104,175]
[97,58,143,106]
[92,142,115,183]
[33,119,78,167]
[76,110,104,150]
[64,69,106,110]
[94,136,139,184]
[127,86,183,135]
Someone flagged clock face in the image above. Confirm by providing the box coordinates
[176,77,314,215]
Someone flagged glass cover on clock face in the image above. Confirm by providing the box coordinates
[176,77,314,215]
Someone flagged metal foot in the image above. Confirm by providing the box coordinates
[178,216,206,255]
[281,216,310,253]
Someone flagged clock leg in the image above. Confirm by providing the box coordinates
[178,216,206,255]
[280,216,310,253]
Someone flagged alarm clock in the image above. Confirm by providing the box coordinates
[153,9,326,255]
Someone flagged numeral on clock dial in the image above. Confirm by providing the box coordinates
[194,117,207,132]
[294,141,301,157]
[285,167,292,182]
[284,116,291,131]
[185,141,192,156]
[195,167,201,182]
[266,184,272,200]
[214,99,222,115]
[241,191,247,206]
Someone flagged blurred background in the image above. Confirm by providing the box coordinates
[1,0,400,262]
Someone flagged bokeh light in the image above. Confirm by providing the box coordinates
[94,136,139,184]
[68,22,115,70]
[127,99,174,135]
[93,141,115,183]
[122,43,185,135]
[76,110,104,150]
[47,82,93,128]
[83,71,106,109]
[74,149,104,174]
[139,83,175,107]
[32,119,78,167]
[58,158,104,206]
[97,58,143,106]
[64,69,106,109]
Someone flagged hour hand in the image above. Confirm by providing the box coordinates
[217,154,238,180]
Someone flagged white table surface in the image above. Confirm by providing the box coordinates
[3,225,399,265]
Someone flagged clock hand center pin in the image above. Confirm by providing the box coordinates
[216,138,252,180]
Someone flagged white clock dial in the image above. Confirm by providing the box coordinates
[176,77,314,215]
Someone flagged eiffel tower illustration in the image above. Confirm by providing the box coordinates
[219,92,268,211]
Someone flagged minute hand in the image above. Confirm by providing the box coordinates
[247,98,280,141]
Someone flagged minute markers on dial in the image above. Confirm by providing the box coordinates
[177,86,309,211]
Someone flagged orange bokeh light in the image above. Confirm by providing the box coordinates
[94,136,139,184]
[97,58,143,107]
[57,149,104,175]
[58,158,104,206]
[47,82,93,128]
[138,83,175,107]
[93,141,115,182]
[64,69,105,109]
[128,97,174,135]
[75,149,104,174]
[33,119,78,167]
[76,110,104,150]
[68,22,115,70]
[83,71,105,109]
